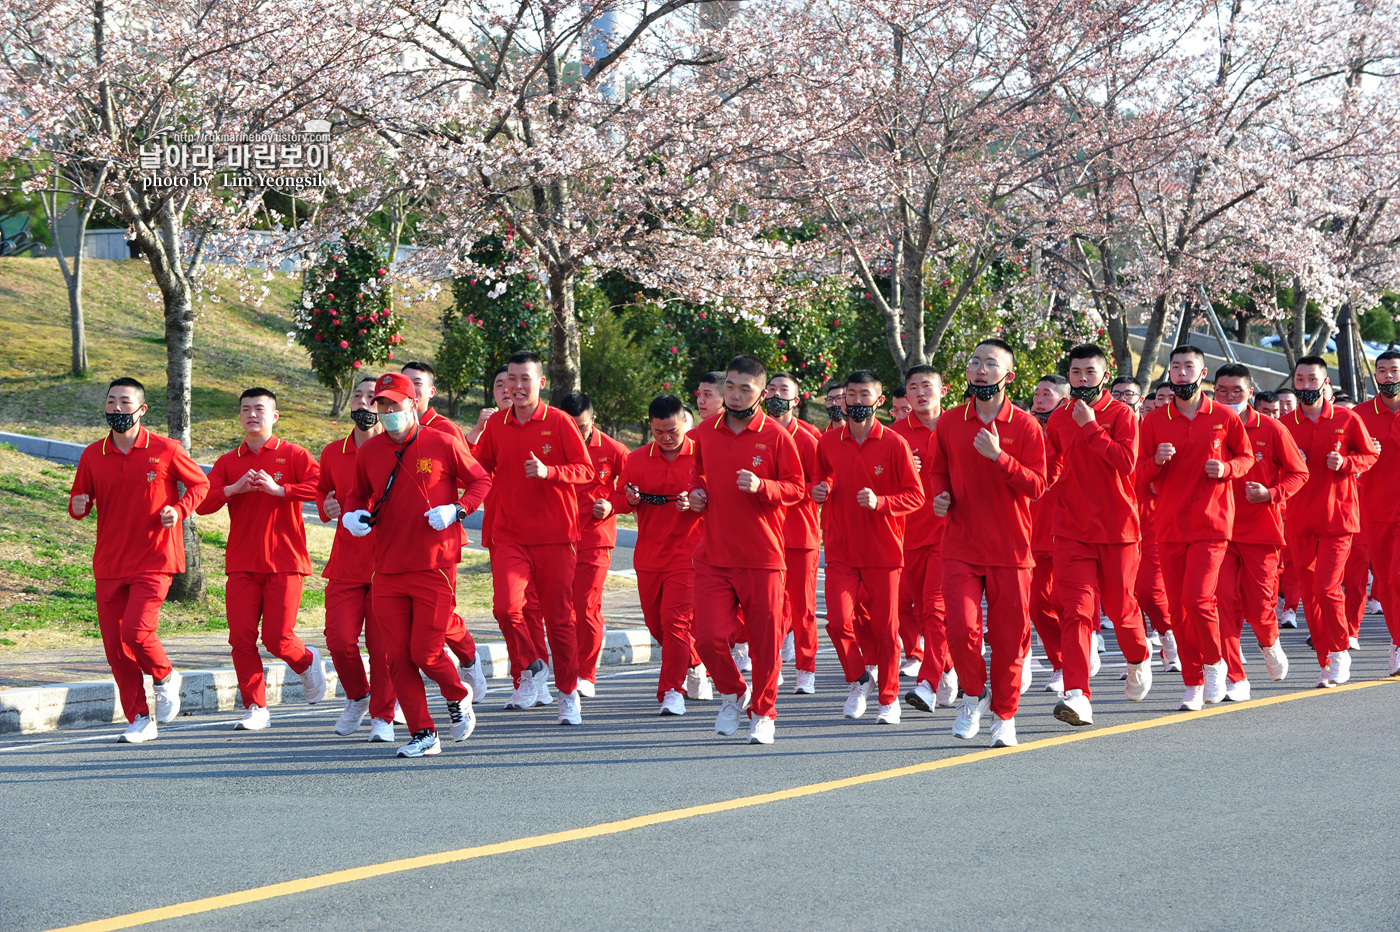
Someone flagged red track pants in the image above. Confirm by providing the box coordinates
[693,561,783,720]
[1364,520,1400,644]
[1136,541,1172,634]
[573,546,613,685]
[943,559,1031,721]
[226,572,311,709]
[637,567,700,702]
[897,565,923,664]
[323,580,396,722]
[908,545,951,686]
[1279,543,1302,609]
[1030,552,1061,673]
[1216,542,1281,684]
[825,563,902,706]
[1292,533,1353,667]
[492,540,578,695]
[1054,540,1150,699]
[784,548,820,673]
[1160,541,1228,688]
[95,573,173,723]
[373,567,468,734]
[1343,533,1371,640]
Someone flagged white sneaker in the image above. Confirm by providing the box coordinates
[686,665,714,701]
[447,695,476,741]
[905,679,937,712]
[299,646,327,704]
[876,701,901,724]
[1202,660,1228,703]
[1095,631,1107,654]
[534,670,555,706]
[1279,608,1298,629]
[715,695,744,736]
[1148,631,1163,648]
[504,669,535,710]
[368,717,395,742]
[1054,689,1094,726]
[1367,599,1383,615]
[1315,667,1336,689]
[576,678,596,698]
[935,669,960,707]
[1348,636,1361,651]
[1089,640,1102,677]
[396,730,441,758]
[1390,644,1400,676]
[1020,658,1032,695]
[781,632,796,664]
[732,642,752,673]
[235,706,270,730]
[557,690,582,725]
[660,689,686,716]
[901,657,922,677]
[793,669,816,694]
[1261,641,1289,681]
[1044,670,1065,696]
[951,690,990,739]
[462,656,489,702]
[1329,650,1352,685]
[843,677,874,719]
[1178,685,1204,711]
[334,695,371,736]
[1224,678,1251,702]
[989,714,1017,748]
[740,684,753,710]
[153,671,182,723]
[747,715,775,745]
[118,715,157,743]
[1125,660,1153,702]
[393,702,407,725]
[1161,631,1182,671]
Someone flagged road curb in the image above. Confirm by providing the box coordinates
[0,628,657,735]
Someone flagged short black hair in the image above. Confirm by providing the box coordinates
[975,338,1016,364]
[727,355,768,380]
[1067,343,1108,364]
[699,371,723,386]
[557,392,592,417]
[845,369,882,389]
[356,375,380,388]
[1295,355,1328,372]
[904,365,940,384]
[492,365,509,379]
[240,387,277,404]
[649,394,684,421]
[1335,393,1354,403]
[1254,390,1279,404]
[106,377,146,403]
[768,371,801,392]
[1111,376,1141,389]
[507,351,543,370]
[823,381,847,394]
[1215,363,1252,385]
[1038,374,1069,386]
[401,361,435,383]
[892,385,906,398]
[1275,387,1298,398]
[1168,344,1205,364]
[1378,350,1400,364]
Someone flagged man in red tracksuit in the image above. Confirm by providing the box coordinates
[343,372,492,758]
[69,377,210,744]
[1137,346,1254,710]
[762,372,822,694]
[472,351,595,725]
[1049,345,1154,727]
[685,355,805,745]
[317,375,398,741]
[198,388,325,731]
[929,340,1047,748]
[1028,375,1069,696]
[812,370,924,724]
[1280,356,1378,686]
[1211,364,1308,700]
[894,365,958,713]
[1354,351,1400,675]
[611,395,705,715]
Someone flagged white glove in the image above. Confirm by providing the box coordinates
[342,510,372,537]
[425,504,461,531]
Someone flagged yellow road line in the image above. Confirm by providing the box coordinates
[47,678,1397,932]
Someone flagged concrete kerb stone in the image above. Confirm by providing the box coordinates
[0,627,657,735]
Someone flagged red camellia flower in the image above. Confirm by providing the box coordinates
[662,382,670,388]
[670,346,678,354]
[314,333,324,342]
[352,360,361,369]
[377,268,387,276]
[387,352,394,360]
[339,339,349,348]
[801,391,810,399]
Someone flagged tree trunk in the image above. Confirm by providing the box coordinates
[898,254,926,369]
[328,375,349,417]
[547,267,580,398]
[68,271,88,376]
[1133,292,1172,388]
[1335,302,1360,398]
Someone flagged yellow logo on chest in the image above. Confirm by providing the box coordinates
[416,458,433,475]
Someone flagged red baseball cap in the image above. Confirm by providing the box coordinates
[373,372,417,403]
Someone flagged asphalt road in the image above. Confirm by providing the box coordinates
[2,624,1398,932]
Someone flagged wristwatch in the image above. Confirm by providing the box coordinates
[454,504,467,524]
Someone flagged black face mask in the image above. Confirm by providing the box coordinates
[350,409,379,430]
[725,400,760,420]
[1295,387,1323,406]
[826,404,846,422]
[1378,381,1400,398]
[106,411,137,433]
[1170,380,1200,400]
[846,403,876,422]
[763,397,792,417]
[1034,410,1051,425]
[969,380,1004,402]
[1069,381,1103,404]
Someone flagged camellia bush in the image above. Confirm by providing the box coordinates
[293,232,404,415]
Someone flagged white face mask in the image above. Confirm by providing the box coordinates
[1224,401,1248,417]
[380,408,414,433]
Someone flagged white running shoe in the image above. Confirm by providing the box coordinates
[876,701,902,725]
[989,714,1017,748]
[1329,650,1352,685]
[393,702,407,725]
[905,679,937,712]
[462,656,489,702]
[1095,631,1107,654]
[748,716,775,745]
[396,730,440,758]
[1202,660,1228,703]
[1223,678,1251,702]
[334,695,371,736]
[1367,599,1383,615]
[235,706,270,731]
[781,632,796,664]
[504,670,535,710]
[715,695,744,736]
[1148,631,1163,648]
[1054,689,1094,726]
[686,665,714,701]
[951,691,991,739]
[153,671,182,724]
[534,670,555,706]
[901,657,922,678]
[1044,670,1065,696]
[300,646,327,704]
[1261,641,1289,681]
[732,642,752,673]
[118,715,157,744]
[660,689,687,716]
[1020,658,1032,695]
[447,695,476,741]
[576,679,596,698]
[368,717,395,742]
[1279,608,1298,629]
[1347,636,1361,651]
[1315,667,1336,689]
[1125,660,1153,702]
[1390,644,1400,677]
[1089,640,1102,677]
[1161,631,1182,671]
[843,677,874,719]
[557,690,582,725]
[1178,685,1205,711]
[793,670,816,694]
[935,669,960,707]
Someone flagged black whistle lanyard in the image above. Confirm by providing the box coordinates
[365,427,420,527]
